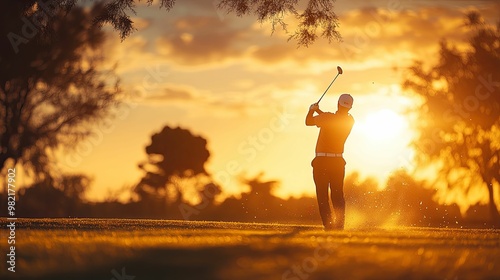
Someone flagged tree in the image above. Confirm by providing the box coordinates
[217,0,341,46]
[238,173,283,221]
[18,173,92,217]
[58,174,92,201]
[383,170,462,227]
[1,0,341,47]
[402,12,500,225]
[243,172,279,198]
[135,126,211,202]
[0,4,120,182]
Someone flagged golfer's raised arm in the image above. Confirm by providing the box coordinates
[306,103,319,126]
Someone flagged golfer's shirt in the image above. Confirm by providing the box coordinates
[313,112,354,154]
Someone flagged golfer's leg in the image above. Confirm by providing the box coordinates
[330,164,345,229]
[313,167,333,229]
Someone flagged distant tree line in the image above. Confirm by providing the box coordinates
[3,125,495,228]
[6,166,495,228]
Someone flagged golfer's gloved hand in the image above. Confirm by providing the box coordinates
[309,103,319,112]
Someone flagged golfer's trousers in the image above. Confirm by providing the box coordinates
[312,156,346,228]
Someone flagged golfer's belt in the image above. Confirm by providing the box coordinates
[316,152,343,157]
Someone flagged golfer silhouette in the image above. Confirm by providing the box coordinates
[306,94,354,230]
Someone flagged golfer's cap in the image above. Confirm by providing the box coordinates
[338,94,353,109]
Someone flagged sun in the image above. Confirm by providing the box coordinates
[359,109,406,140]
[347,108,413,187]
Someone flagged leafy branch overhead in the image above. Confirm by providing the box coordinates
[96,0,341,46]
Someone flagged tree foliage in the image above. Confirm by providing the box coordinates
[2,0,341,47]
[402,12,500,224]
[17,173,92,217]
[0,4,120,180]
[217,0,341,46]
[135,126,210,201]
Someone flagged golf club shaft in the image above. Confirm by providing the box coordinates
[317,73,340,104]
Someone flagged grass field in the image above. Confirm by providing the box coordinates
[1,218,499,280]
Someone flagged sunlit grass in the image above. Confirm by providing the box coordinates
[2,218,499,279]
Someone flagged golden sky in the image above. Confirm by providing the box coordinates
[54,0,500,202]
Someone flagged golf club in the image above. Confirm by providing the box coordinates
[316,66,343,104]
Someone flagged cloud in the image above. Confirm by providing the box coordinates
[146,87,193,101]
[131,17,152,30]
[104,1,500,117]
[103,34,156,74]
[324,4,499,69]
[126,0,500,72]
[137,0,217,10]
[250,44,296,64]
[247,3,500,71]
[155,16,252,66]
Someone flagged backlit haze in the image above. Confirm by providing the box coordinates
[51,0,499,202]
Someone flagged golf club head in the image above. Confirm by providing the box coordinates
[337,66,343,75]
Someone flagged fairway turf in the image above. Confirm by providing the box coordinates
[1,219,499,279]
